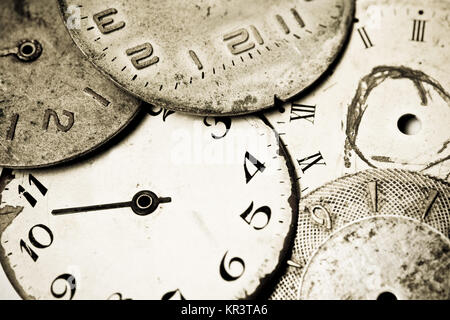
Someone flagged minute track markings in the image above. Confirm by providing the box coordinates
[66,0,352,115]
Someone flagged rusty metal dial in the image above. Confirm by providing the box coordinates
[58,0,354,116]
[0,0,141,168]
[271,169,450,300]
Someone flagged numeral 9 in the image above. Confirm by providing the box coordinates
[51,274,76,300]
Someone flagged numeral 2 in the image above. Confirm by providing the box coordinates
[126,43,160,70]
[42,109,74,132]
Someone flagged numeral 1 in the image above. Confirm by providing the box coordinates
[422,190,438,220]
[412,19,426,42]
[368,181,378,212]
[6,114,19,141]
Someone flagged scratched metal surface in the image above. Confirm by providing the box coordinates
[58,0,354,116]
[265,0,450,199]
[271,169,450,300]
[0,0,141,168]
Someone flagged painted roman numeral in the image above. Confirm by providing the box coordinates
[357,27,374,48]
[412,19,426,42]
[297,152,325,173]
[290,103,316,123]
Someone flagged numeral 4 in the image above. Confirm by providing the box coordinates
[244,152,266,184]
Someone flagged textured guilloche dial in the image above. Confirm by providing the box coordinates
[0,0,141,168]
[266,0,450,195]
[57,0,354,115]
[0,110,298,300]
[271,169,450,300]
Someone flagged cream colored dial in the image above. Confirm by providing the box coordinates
[0,110,297,300]
[267,0,450,196]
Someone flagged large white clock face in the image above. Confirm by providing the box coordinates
[266,0,450,195]
[0,109,298,300]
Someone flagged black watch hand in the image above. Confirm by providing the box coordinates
[52,190,171,216]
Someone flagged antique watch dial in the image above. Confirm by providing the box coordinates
[57,0,354,116]
[266,0,450,196]
[0,109,298,300]
[272,169,450,300]
[0,0,141,168]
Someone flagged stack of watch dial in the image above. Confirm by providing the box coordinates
[0,0,448,300]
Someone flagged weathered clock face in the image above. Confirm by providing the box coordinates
[271,169,450,300]
[0,0,141,168]
[266,0,450,196]
[0,109,298,300]
[57,0,354,116]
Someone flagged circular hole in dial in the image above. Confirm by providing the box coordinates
[397,114,422,135]
[20,43,35,56]
[377,291,398,301]
[137,194,153,209]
